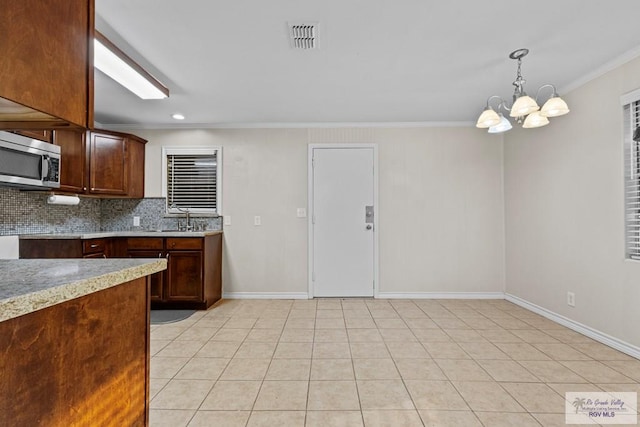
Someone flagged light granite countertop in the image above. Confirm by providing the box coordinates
[20,230,223,239]
[0,258,167,322]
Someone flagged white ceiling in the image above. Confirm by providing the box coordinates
[95,0,640,128]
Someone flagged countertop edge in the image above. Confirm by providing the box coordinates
[19,230,223,239]
[0,259,167,322]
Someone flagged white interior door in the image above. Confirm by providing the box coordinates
[311,147,375,297]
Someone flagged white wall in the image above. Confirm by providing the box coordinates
[504,56,640,348]
[134,126,505,297]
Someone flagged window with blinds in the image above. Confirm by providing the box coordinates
[624,100,640,259]
[162,147,221,215]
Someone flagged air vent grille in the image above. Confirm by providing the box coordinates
[288,22,318,49]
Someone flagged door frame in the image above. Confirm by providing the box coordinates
[307,143,379,299]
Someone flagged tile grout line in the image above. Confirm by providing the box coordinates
[147,298,639,427]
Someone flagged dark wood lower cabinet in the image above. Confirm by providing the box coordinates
[128,234,222,310]
[19,238,82,258]
[127,250,164,301]
[0,277,151,426]
[20,237,110,258]
[166,250,203,301]
[20,234,223,310]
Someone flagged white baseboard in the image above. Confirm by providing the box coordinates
[505,293,640,360]
[223,292,309,300]
[376,292,505,299]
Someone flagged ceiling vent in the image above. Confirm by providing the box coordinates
[288,22,318,50]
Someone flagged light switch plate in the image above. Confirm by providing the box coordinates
[224,216,231,226]
[296,208,307,218]
[254,216,261,226]
[133,216,140,226]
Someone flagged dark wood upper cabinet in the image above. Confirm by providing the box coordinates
[88,132,128,195]
[52,129,146,198]
[0,0,94,129]
[54,130,86,193]
[127,133,146,198]
[87,130,146,197]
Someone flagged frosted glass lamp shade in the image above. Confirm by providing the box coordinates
[488,115,513,133]
[510,95,539,117]
[540,96,569,117]
[522,111,549,128]
[476,108,501,128]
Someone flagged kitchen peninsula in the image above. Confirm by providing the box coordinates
[0,258,166,426]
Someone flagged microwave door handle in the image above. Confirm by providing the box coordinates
[41,155,50,181]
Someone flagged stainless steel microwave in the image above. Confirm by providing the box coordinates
[0,131,60,190]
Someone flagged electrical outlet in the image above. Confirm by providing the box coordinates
[254,216,261,226]
[567,291,575,307]
[296,208,307,218]
[224,216,231,226]
[133,216,140,227]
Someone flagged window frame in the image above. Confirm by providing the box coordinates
[622,90,640,260]
[161,146,222,216]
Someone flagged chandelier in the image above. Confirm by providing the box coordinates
[476,48,570,133]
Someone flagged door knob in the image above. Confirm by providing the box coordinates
[366,224,373,230]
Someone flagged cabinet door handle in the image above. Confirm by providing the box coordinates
[166,253,170,260]
[158,252,163,258]
[102,254,107,259]
[90,244,99,248]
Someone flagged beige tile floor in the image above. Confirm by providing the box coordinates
[149,299,640,427]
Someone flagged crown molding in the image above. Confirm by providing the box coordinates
[561,44,640,95]
[100,121,475,131]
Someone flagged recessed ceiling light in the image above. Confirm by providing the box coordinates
[172,113,185,120]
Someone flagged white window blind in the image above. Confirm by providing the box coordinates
[162,147,221,215]
[624,100,640,259]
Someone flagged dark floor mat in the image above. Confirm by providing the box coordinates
[150,309,196,325]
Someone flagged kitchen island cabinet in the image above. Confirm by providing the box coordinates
[0,258,166,426]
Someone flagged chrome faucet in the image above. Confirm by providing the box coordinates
[185,210,192,231]
[171,204,192,231]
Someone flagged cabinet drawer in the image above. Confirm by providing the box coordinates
[83,239,107,255]
[127,238,164,250]
[166,238,202,250]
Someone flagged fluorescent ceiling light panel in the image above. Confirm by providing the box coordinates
[94,31,169,100]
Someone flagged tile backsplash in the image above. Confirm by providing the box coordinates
[101,198,222,231]
[0,188,221,236]
[0,188,101,235]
